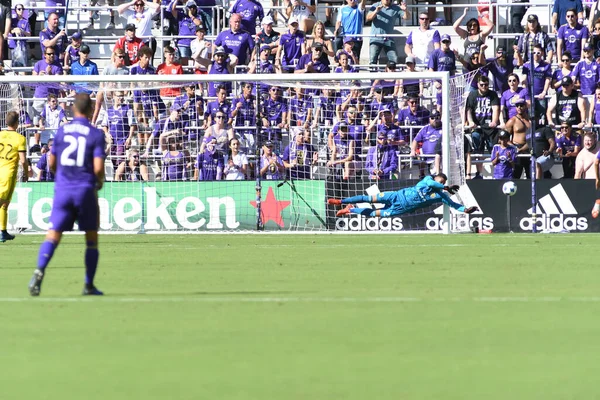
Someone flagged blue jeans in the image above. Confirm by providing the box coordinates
[369,40,398,66]
[177,46,192,58]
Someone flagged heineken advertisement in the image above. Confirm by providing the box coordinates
[8,181,326,232]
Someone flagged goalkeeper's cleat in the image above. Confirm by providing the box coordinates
[592,199,600,218]
[28,269,44,297]
[327,198,342,206]
[0,230,15,242]
[82,284,104,296]
[336,204,354,217]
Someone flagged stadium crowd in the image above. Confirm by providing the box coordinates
[3,0,600,182]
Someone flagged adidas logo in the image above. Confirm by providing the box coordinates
[433,185,483,215]
[430,185,493,231]
[520,184,588,231]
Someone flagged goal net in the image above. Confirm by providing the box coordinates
[5,71,473,233]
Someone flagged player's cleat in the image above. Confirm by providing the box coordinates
[327,198,342,206]
[82,284,104,296]
[336,204,354,217]
[28,269,44,296]
[0,230,15,242]
[592,199,600,218]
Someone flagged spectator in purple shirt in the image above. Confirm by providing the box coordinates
[487,46,514,93]
[295,42,330,73]
[214,13,254,66]
[276,16,305,73]
[31,46,63,119]
[194,136,224,181]
[522,44,552,123]
[40,12,67,63]
[500,73,530,126]
[366,131,399,180]
[397,95,430,139]
[552,50,574,92]
[8,4,31,68]
[428,34,456,75]
[410,110,443,177]
[490,130,516,179]
[552,0,584,34]
[207,46,237,96]
[171,0,204,61]
[557,8,589,62]
[556,121,582,178]
[228,0,264,35]
[572,43,599,98]
[36,139,56,182]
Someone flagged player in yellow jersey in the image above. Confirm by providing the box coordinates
[0,111,28,242]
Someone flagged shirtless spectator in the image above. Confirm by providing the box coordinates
[575,132,599,178]
[505,99,531,179]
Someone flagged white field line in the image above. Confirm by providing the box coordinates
[2,296,600,303]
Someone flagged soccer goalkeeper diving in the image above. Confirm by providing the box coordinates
[327,173,479,217]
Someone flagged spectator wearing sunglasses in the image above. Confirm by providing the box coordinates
[405,11,440,66]
[117,0,160,58]
[514,14,554,65]
[557,8,589,63]
[114,24,145,66]
[522,44,552,123]
[453,7,494,59]
[8,4,31,68]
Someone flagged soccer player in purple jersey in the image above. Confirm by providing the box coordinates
[29,93,106,297]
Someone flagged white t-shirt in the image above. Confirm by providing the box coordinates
[224,152,248,180]
[123,7,159,42]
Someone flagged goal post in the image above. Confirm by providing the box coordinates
[3,71,472,233]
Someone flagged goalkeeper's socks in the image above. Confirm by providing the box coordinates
[37,240,57,271]
[342,195,370,204]
[85,241,99,285]
[0,207,7,230]
[351,208,375,217]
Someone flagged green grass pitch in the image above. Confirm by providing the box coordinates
[2,234,600,399]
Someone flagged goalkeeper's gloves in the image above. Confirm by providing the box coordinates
[464,206,479,214]
[444,185,460,195]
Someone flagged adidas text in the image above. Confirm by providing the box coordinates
[335,216,404,231]
[519,215,588,231]
[426,215,494,231]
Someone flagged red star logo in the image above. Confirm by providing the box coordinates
[250,187,291,227]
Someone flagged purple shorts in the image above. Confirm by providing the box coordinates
[49,186,99,232]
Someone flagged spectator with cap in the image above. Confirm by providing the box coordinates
[214,13,254,66]
[398,56,423,99]
[276,16,305,73]
[117,0,161,59]
[552,0,584,34]
[170,0,204,63]
[335,36,358,65]
[295,42,330,73]
[207,46,237,97]
[572,42,599,101]
[409,109,443,177]
[366,0,403,66]
[63,31,83,71]
[404,10,440,66]
[557,8,588,63]
[228,0,264,35]
[428,33,456,75]
[144,103,186,157]
[334,0,366,60]
[366,131,399,180]
[259,140,285,180]
[398,94,430,140]
[9,4,31,68]
[204,84,233,128]
[231,82,257,153]
[248,45,277,94]
[256,15,280,63]
[366,84,395,122]
[504,97,531,179]
[114,23,146,66]
[157,45,183,99]
[367,107,405,152]
[194,135,225,181]
[282,128,317,180]
[190,25,211,74]
[490,130,517,179]
[521,44,552,122]
[487,46,514,93]
[261,86,288,151]
[547,75,587,129]
[514,14,554,65]
[70,44,99,95]
[555,121,581,178]
[40,12,67,63]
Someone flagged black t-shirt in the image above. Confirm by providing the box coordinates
[466,90,500,126]
[532,126,555,157]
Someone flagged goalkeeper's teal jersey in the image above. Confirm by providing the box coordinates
[396,176,466,213]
